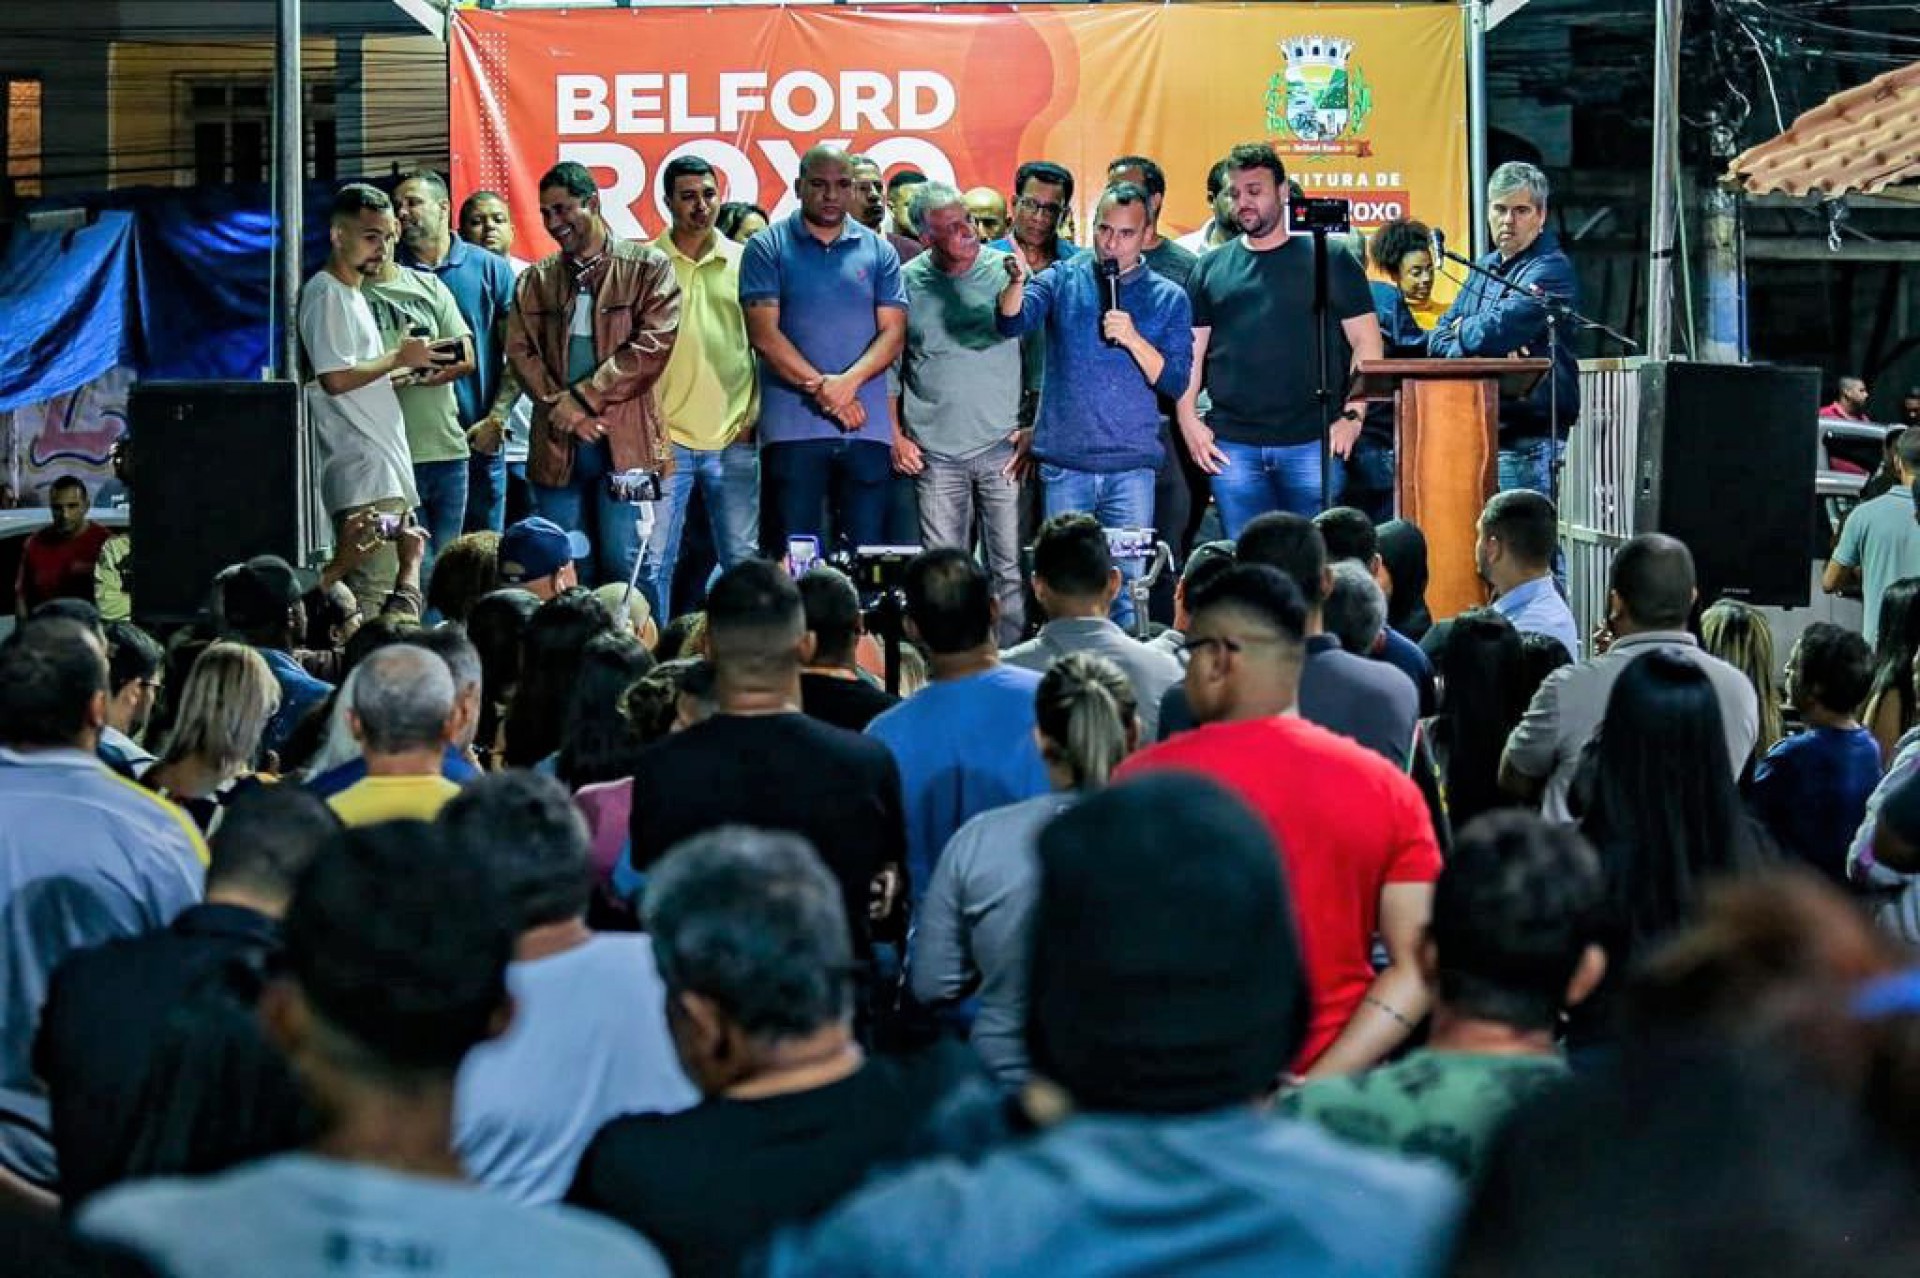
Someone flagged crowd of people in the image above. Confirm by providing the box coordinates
[12,140,1920,1277]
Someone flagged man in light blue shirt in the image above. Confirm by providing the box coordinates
[0,619,206,1187]
[1827,427,1920,645]
[741,145,906,553]
[1479,489,1579,659]
[867,549,1048,898]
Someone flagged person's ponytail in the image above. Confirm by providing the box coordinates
[1034,653,1137,789]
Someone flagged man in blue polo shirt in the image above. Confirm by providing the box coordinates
[1477,489,1578,660]
[740,145,907,552]
[996,182,1192,628]
[394,170,520,536]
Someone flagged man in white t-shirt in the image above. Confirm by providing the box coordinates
[299,183,436,613]
[444,772,697,1204]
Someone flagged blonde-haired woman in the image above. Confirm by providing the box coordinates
[1700,599,1786,776]
[909,653,1139,1087]
[143,642,281,831]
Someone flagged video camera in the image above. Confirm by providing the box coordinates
[841,544,922,597]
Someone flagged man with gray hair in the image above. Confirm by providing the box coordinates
[1324,558,1388,658]
[567,826,979,1278]
[1429,161,1580,498]
[894,180,1027,643]
[326,643,460,825]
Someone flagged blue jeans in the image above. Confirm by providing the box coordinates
[1210,438,1344,538]
[763,438,891,554]
[1040,462,1155,630]
[640,442,761,620]
[465,448,506,533]
[413,458,470,581]
[529,439,645,587]
[1498,436,1566,497]
[1345,436,1397,525]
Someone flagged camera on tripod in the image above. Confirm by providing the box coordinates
[841,544,921,597]
[1288,196,1353,235]
[606,468,663,504]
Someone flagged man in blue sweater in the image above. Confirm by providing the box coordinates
[997,182,1192,627]
[1428,162,1581,498]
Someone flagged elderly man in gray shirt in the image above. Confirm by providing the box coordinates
[1004,513,1181,739]
[1501,534,1759,823]
[894,181,1027,644]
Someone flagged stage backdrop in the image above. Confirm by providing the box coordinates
[450,4,1468,255]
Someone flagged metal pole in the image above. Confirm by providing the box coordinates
[273,0,304,380]
[1700,182,1747,363]
[1647,0,1683,359]
[1467,0,1490,257]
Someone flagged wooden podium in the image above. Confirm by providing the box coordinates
[1351,358,1549,619]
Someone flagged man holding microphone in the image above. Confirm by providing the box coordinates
[997,182,1192,628]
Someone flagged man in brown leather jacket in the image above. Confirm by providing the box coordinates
[505,161,680,586]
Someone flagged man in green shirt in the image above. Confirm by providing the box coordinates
[1281,810,1606,1180]
[365,262,474,571]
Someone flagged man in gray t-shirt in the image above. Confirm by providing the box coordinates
[1827,428,1920,646]
[896,182,1027,642]
[80,821,665,1278]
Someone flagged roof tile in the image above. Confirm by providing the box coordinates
[1728,61,1920,197]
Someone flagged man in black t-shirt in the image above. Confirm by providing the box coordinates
[1177,142,1383,536]
[796,565,898,732]
[627,560,908,959]
[568,827,983,1278]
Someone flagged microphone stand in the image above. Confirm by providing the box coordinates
[1311,225,1336,511]
[1431,241,1637,507]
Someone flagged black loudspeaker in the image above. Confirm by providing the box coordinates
[129,381,306,625]
[1634,361,1820,608]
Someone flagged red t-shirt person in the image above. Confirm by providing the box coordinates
[1117,715,1443,1071]
[16,483,111,616]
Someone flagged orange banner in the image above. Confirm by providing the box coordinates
[450,4,1468,257]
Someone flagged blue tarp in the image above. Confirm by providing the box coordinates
[0,182,339,412]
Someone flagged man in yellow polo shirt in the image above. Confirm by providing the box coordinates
[639,156,761,621]
[327,644,462,826]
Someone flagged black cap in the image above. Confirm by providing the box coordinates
[1026,773,1310,1113]
[222,555,320,631]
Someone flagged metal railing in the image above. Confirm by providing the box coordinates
[1562,357,1646,641]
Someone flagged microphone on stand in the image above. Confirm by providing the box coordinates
[1431,226,1446,263]
[1098,257,1122,347]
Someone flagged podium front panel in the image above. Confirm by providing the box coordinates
[1397,379,1497,618]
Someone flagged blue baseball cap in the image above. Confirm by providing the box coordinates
[498,517,590,585]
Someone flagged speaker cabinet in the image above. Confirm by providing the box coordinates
[1634,361,1820,608]
[128,380,307,625]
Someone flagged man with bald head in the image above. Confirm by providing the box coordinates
[740,146,908,555]
[327,643,463,825]
[964,187,1009,244]
[1500,533,1759,822]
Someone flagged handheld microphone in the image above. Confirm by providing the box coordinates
[1098,258,1122,347]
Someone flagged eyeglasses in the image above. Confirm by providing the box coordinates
[1176,632,1286,660]
[1015,195,1065,220]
